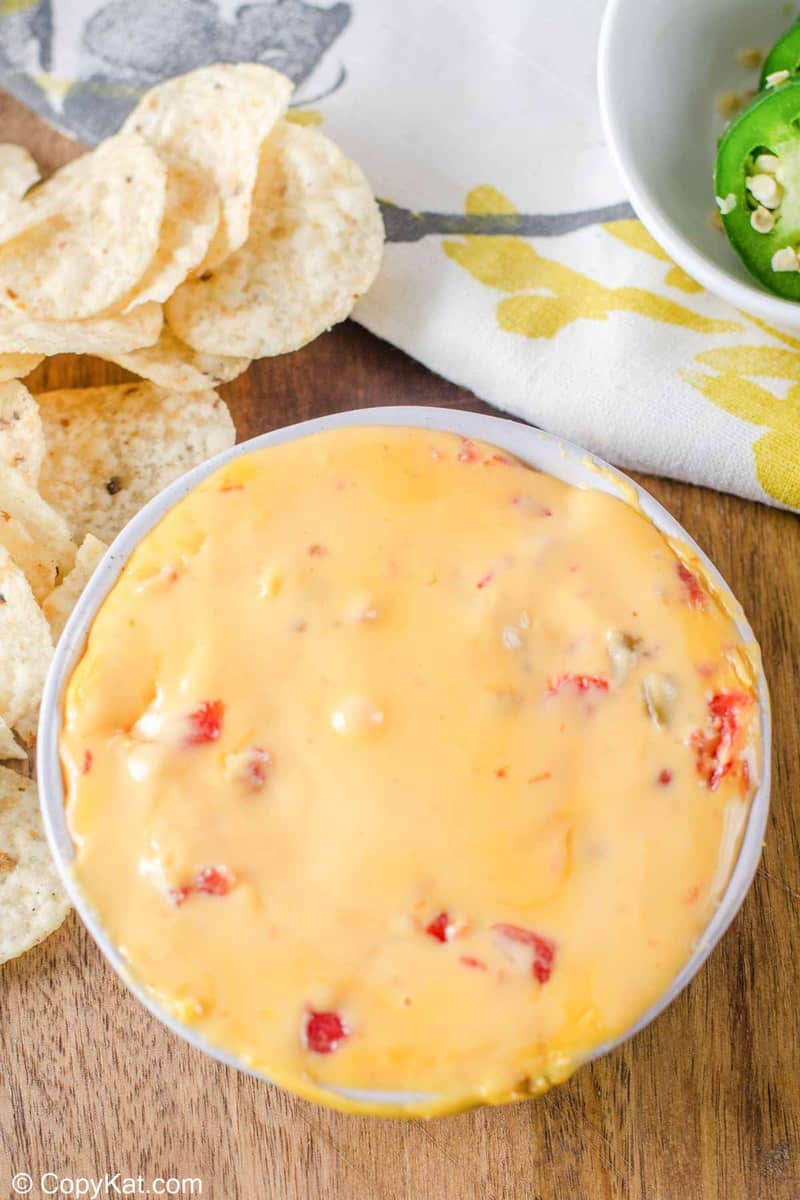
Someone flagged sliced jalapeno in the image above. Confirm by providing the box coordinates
[760,18,800,89]
[716,79,800,298]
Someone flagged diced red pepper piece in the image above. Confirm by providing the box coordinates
[709,690,751,727]
[308,544,327,557]
[227,746,270,790]
[80,749,93,775]
[425,911,455,943]
[168,866,233,904]
[459,955,487,971]
[492,923,557,983]
[484,453,515,467]
[457,440,480,464]
[219,481,244,493]
[245,747,269,788]
[690,690,753,791]
[185,700,225,745]
[475,570,494,590]
[658,768,673,785]
[304,1010,348,1054]
[195,865,234,896]
[547,673,609,696]
[676,562,706,610]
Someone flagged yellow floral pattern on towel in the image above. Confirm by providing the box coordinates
[443,186,800,510]
[685,335,800,510]
[603,220,703,296]
[443,187,738,338]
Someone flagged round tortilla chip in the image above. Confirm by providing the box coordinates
[37,382,235,544]
[0,509,60,604]
[0,766,70,964]
[0,144,39,195]
[0,144,40,220]
[0,353,44,383]
[0,459,75,576]
[0,302,163,356]
[43,533,106,640]
[0,453,74,604]
[0,380,45,485]
[0,543,53,739]
[0,145,40,247]
[122,63,292,268]
[165,122,384,358]
[123,162,220,312]
[106,325,249,391]
[0,134,167,321]
[0,717,25,761]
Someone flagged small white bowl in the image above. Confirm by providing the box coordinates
[37,407,771,1116]
[599,0,800,327]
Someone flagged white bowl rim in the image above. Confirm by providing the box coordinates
[598,0,800,327]
[37,405,772,1113]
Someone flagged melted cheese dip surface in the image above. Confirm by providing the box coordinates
[61,427,759,1113]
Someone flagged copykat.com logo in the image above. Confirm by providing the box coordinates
[10,1172,203,1197]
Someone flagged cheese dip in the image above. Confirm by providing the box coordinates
[60,426,760,1114]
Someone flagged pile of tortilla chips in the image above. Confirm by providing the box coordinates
[0,63,384,965]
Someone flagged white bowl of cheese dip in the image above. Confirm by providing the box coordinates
[38,407,771,1117]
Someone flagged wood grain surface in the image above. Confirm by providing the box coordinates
[0,92,798,1200]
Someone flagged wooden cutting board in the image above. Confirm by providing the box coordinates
[0,90,798,1200]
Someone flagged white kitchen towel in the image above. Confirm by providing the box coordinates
[1,0,797,510]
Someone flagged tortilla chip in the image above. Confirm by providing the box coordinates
[0,543,53,739]
[105,325,249,391]
[0,302,163,356]
[0,510,61,604]
[37,382,236,544]
[0,134,167,321]
[0,381,57,601]
[122,162,220,311]
[123,63,292,268]
[165,122,384,357]
[0,380,45,485]
[0,144,39,221]
[43,533,106,640]
[0,456,74,566]
[0,353,44,382]
[0,766,70,964]
[0,717,25,761]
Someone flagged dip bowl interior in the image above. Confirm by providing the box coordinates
[37,407,772,1117]
[599,0,800,327]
